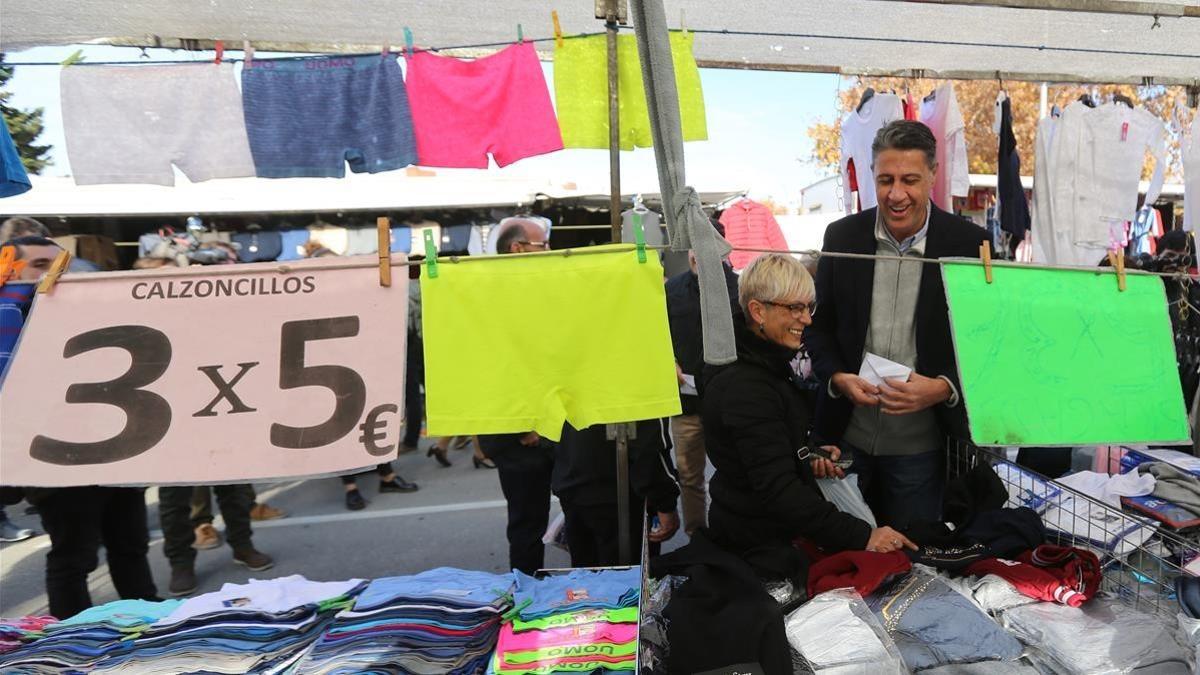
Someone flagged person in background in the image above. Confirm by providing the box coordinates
[189,486,288,549]
[159,484,274,597]
[805,120,987,529]
[476,217,556,574]
[431,435,495,469]
[704,254,915,581]
[663,218,739,536]
[2,239,160,618]
[0,216,49,243]
[0,237,39,542]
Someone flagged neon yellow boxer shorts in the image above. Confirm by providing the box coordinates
[421,245,681,441]
[554,31,707,150]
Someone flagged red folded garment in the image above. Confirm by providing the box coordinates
[807,550,912,598]
[965,544,1101,607]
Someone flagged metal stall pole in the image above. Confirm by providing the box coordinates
[598,0,634,565]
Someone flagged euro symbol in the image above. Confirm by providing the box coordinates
[358,403,399,457]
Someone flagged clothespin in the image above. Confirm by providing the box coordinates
[376,217,392,287]
[423,229,438,278]
[517,23,524,43]
[242,40,254,68]
[60,49,85,67]
[681,9,688,35]
[980,240,993,284]
[0,246,27,289]
[1107,250,1127,292]
[632,213,647,263]
[213,40,224,65]
[552,10,563,48]
[404,27,414,57]
[36,250,71,295]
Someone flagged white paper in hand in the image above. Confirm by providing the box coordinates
[858,352,912,387]
[680,373,698,396]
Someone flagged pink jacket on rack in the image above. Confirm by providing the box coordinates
[719,199,789,271]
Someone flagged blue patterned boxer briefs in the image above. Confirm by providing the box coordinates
[241,55,418,178]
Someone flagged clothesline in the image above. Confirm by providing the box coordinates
[6,25,1200,70]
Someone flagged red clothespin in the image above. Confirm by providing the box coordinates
[381,42,390,59]
[552,10,564,48]
[243,40,254,68]
[980,241,993,284]
[213,40,224,65]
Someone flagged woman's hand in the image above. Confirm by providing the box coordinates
[866,526,917,553]
[811,445,846,479]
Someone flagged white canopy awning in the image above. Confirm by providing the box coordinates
[5,1,1200,85]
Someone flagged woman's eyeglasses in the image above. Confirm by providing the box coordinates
[763,300,817,317]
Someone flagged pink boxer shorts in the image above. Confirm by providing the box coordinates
[405,42,564,168]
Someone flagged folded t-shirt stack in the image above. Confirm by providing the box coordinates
[0,615,56,655]
[0,599,181,672]
[492,568,641,674]
[294,567,514,675]
[89,576,364,674]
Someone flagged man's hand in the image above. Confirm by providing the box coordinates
[831,373,880,406]
[649,511,680,543]
[810,445,846,480]
[866,526,917,553]
[878,373,951,415]
[675,362,687,386]
[518,432,540,447]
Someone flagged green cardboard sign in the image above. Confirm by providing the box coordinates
[941,261,1189,447]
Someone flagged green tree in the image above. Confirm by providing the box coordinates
[0,54,52,174]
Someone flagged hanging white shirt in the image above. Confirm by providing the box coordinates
[1185,112,1200,232]
[1031,114,1060,263]
[839,92,903,211]
[919,83,970,211]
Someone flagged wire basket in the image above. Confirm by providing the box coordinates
[946,439,1200,619]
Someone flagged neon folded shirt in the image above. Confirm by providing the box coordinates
[501,638,637,664]
[497,620,637,652]
[513,568,640,620]
[422,245,680,441]
[555,31,706,150]
[491,650,636,675]
[510,606,639,633]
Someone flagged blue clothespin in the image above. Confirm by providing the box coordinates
[423,229,438,278]
[517,24,524,43]
[632,213,647,263]
[404,27,414,57]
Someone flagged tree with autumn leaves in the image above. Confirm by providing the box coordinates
[807,78,1191,182]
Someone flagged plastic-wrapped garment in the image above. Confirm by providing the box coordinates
[867,570,1024,671]
[639,575,684,675]
[941,572,1038,615]
[784,589,906,675]
[1176,613,1200,671]
[1002,597,1192,674]
[816,475,878,528]
[921,660,1043,674]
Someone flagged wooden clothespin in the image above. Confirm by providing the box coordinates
[423,229,438,278]
[980,240,993,284]
[1107,250,1127,292]
[552,10,564,48]
[242,40,254,68]
[37,250,71,295]
[632,213,647,263]
[376,217,392,287]
[404,27,414,57]
[213,40,224,65]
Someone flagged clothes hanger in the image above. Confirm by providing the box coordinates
[1078,93,1097,108]
[856,87,876,113]
[1112,93,1135,109]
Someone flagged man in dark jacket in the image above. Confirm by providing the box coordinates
[664,236,739,536]
[552,419,680,567]
[805,120,988,529]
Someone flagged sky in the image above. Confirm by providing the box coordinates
[4,44,845,207]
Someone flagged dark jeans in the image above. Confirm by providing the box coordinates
[845,444,944,530]
[403,330,424,447]
[561,497,647,568]
[340,463,395,485]
[483,437,554,575]
[37,487,158,619]
[160,484,254,568]
[189,484,258,526]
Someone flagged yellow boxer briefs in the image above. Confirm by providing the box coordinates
[554,31,707,150]
[421,245,681,441]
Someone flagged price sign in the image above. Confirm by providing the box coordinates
[0,257,409,486]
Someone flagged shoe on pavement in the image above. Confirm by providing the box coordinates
[379,476,419,493]
[0,520,35,543]
[249,502,287,521]
[192,523,223,550]
[233,547,275,572]
[398,442,419,455]
[169,567,197,597]
[345,489,367,511]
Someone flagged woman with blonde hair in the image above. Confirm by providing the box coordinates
[702,254,915,570]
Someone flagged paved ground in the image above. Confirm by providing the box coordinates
[1,437,690,617]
